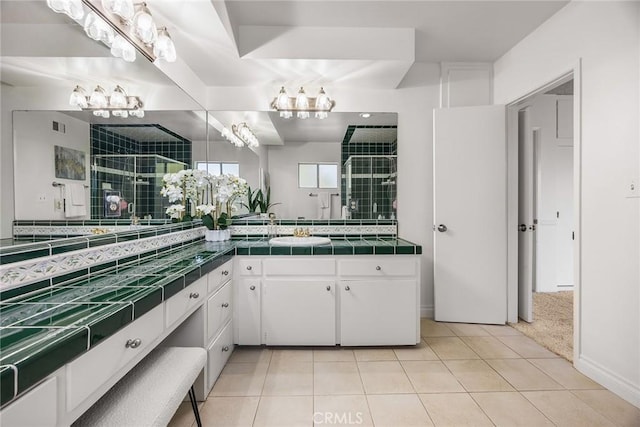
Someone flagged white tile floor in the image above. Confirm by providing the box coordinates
[169,319,640,427]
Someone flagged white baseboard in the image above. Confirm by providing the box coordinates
[420,305,434,319]
[575,354,640,408]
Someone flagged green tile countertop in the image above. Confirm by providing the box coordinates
[0,236,420,407]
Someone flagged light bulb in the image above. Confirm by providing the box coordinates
[132,3,157,44]
[130,109,144,118]
[101,0,134,20]
[110,86,127,108]
[84,12,114,45]
[69,86,88,108]
[315,87,332,110]
[295,87,309,110]
[315,111,328,119]
[89,86,108,108]
[47,0,84,20]
[280,111,293,119]
[111,35,136,62]
[276,86,289,110]
[153,28,176,62]
[297,111,310,119]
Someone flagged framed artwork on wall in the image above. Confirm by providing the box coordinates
[54,145,86,180]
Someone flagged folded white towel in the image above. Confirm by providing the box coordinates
[65,183,87,218]
[318,192,330,219]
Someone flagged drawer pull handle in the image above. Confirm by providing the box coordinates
[246,266,252,271]
[326,285,331,291]
[125,338,142,349]
[222,270,229,276]
[249,285,256,291]
[222,302,229,308]
[376,265,381,271]
[189,292,200,299]
[345,286,350,291]
[222,346,229,352]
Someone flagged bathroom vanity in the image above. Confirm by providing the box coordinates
[0,221,420,426]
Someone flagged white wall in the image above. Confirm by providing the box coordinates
[528,94,574,292]
[13,111,90,220]
[267,142,341,220]
[495,0,640,406]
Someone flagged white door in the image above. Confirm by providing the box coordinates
[517,111,535,322]
[433,105,507,325]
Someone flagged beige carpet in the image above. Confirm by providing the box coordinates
[509,291,574,362]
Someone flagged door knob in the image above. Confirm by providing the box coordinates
[249,285,256,290]
[519,224,527,232]
[437,224,447,232]
[326,285,331,291]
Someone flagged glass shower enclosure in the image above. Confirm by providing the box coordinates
[344,155,397,220]
[91,154,187,219]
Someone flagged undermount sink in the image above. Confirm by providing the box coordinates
[269,236,331,247]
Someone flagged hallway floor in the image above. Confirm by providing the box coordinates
[169,319,640,427]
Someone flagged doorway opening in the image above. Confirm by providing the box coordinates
[511,77,575,361]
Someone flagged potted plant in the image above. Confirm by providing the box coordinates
[257,186,280,217]
[241,185,262,214]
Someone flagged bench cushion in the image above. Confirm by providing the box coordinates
[73,346,207,427]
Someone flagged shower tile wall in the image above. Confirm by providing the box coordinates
[90,125,192,219]
[341,125,397,220]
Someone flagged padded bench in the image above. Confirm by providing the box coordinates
[73,346,207,427]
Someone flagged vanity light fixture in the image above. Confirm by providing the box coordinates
[271,86,335,119]
[47,0,176,64]
[359,113,372,119]
[221,127,244,148]
[69,85,144,118]
[232,122,259,148]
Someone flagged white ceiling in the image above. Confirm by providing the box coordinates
[1,0,569,144]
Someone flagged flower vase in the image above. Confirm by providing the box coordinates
[224,229,231,241]
[205,229,222,241]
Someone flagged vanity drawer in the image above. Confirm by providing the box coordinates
[208,260,233,294]
[237,258,262,276]
[339,257,417,277]
[2,377,57,427]
[264,258,335,276]
[207,280,233,342]
[66,304,164,412]
[165,276,207,328]
[206,321,234,390]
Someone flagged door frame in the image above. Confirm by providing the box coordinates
[505,60,582,363]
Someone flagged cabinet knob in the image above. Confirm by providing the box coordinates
[246,266,252,271]
[326,285,331,291]
[250,285,256,290]
[222,302,229,308]
[222,346,229,352]
[189,292,200,299]
[345,286,350,291]
[125,338,142,349]
[376,265,381,271]
[222,270,229,276]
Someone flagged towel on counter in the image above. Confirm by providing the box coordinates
[318,192,331,219]
[65,183,87,218]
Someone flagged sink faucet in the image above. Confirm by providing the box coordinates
[293,227,311,237]
[131,215,140,226]
[268,213,278,237]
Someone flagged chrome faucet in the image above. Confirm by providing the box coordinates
[268,212,278,237]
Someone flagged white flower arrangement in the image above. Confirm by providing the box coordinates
[161,169,248,228]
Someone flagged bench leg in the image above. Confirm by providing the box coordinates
[188,386,203,427]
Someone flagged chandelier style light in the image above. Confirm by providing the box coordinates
[46,0,176,63]
[271,86,335,119]
[221,123,259,148]
[69,85,144,118]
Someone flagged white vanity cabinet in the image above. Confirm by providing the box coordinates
[234,257,262,345]
[339,257,420,346]
[262,279,336,345]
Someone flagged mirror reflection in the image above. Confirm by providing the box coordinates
[13,111,397,221]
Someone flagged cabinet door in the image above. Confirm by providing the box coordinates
[235,278,261,345]
[262,280,336,346]
[207,280,233,342]
[340,280,417,346]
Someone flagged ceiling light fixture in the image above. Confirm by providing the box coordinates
[221,127,244,148]
[271,86,335,120]
[47,0,176,63]
[359,113,372,119]
[232,123,259,148]
[70,85,144,118]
